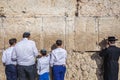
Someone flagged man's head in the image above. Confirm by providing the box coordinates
[9,38,17,46]
[23,32,30,38]
[40,49,47,56]
[107,36,118,44]
[56,40,62,46]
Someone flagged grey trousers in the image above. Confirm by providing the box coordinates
[17,64,36,80]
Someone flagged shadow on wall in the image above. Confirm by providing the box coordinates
[91,39,107,80]
[91,52,103,80]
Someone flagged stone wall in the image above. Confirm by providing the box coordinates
[0,0,120,80]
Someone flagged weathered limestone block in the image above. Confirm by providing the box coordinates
[2,18,42,49]
[66,52,103,80]
[0,53,6,80]
[63,0,76,17]
[43,34,65,51]
[74,17,98,51]
[78,0,120,16]
[0,28,5,50]
[65,17,75,50]
[0,0,76,17]
[0,19,4,50]
[109,0,120,16]
[43,17,65,35]
[99,17,120,48]
[35,0,76,16]
[42,17,65,51]
[2,0,36,16]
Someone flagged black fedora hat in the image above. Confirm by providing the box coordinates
[107,36,118,41]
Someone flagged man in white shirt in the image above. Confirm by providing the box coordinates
[50,40,67,80]
[37,49,50,80]
[2,38,17,80]
[12,32,39,80]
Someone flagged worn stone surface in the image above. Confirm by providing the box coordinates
[99,17,120,48]
[0,0,76,17]
[0,0,120,80]
[1,18,43,49]
[74,17,98,51]
[0,53,6,80]
[41,17,66,51]
[66,51,116,80]
[78,0,120,16]
[65,17,75,50]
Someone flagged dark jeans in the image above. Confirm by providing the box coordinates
[5,64,17,80]
[17,64,36,80]
[53,65,66,80]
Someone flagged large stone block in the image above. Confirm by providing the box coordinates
[3,0,35,16]
[0,53,6,80]
[74,17,98,51]
[63,0,76,17]
[98,17,120,48]
[2,18,42,49]
[65,17,75,50]
[43,34,65,51]
[0,0,76,17]
[31,0,76,17]
[0,29,6,50]
[0,18,5,50]
[78,0,120,16]
[42,17,66,51]
[43,17,65,35]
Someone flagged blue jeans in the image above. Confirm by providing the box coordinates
[53,65,66,80]
[5,64,17,80]
[39,72,49,80]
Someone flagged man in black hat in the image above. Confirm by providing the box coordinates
[99,36,120,80]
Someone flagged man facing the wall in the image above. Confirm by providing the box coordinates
[12,32,39,80]
[99,36,120,80]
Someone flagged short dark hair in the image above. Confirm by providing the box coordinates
[40,49,47,56]
[23,32,30,38]
[51,43,57,50]
[56,40,62,46]
[9,38,17,46]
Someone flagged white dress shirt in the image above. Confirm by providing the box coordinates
[37,55,50,75]
[2,46,16,65]
[50,48,67,67]
[12,38,39,66]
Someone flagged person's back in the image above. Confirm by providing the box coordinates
[51,48,67,65]
[37,56,50,74]
[2,47,16,65]
[37,49,50,80]
[106,46,120,62]
[50,40,67,80]
[14,38,37,66]
[99,36,120,80]
[12,32,38,80]
[2,38,17,80]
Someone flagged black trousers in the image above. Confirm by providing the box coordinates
[17,64,36,80]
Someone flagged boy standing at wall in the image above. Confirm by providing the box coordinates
[37,49,50,80]
[50,40,67,80]
[2,38,17,80]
